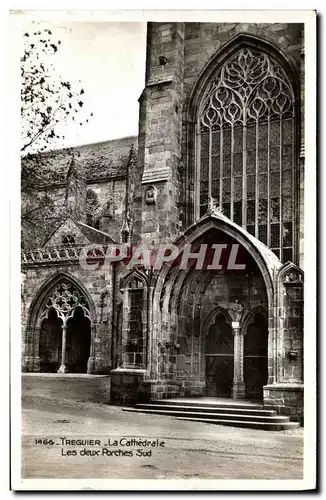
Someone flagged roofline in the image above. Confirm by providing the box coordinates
[76,221,118,244]
[21,135,138,158]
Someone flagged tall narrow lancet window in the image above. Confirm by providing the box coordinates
[197,47,296,262]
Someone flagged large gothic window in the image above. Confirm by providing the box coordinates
[197,47,296,262]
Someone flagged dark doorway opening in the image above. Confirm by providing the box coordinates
[205,313,234,397]
[39,308,62,372]
[39,306,91,373]
[66,307,91,373]
[244,312,268,399]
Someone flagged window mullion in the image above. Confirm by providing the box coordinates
[208,127,212,201]
[255,119,259,239]
[279,117,283,261]
[219,127,223,208]
[267,116,271,247]
[195,124,201,221]
[242,115,247,228]
[292,116,296,263]
[230,124,234,221]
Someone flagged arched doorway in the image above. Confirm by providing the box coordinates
[35,278,93,374]
[39,308,62,372]
[66,306,91,373]
[205,312,234,397]
[244,311,268,399]
[150,214,282,402]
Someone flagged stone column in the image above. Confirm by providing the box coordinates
[231,321,246,399]
[32,326,41,372]
[228,301,245,400]
[57,324,68,373]
[87,324,97,374]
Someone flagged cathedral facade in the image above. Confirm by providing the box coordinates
[21,22,304,420]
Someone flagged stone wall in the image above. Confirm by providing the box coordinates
[110,369,150,406]
[136,23,185,246]
[264,384,304,423]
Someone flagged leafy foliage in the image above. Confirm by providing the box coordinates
[21,27,93,248]
[21,28,93,154]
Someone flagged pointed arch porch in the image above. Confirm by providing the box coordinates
[149,212,283,399]
[22,271,98,374]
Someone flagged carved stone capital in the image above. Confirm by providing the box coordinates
[228,301,244,323]
[232,322,240,334]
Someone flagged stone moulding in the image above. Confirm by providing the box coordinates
[110,368,147,374]
[264,383,304,390]
[21,245,106,266]
[141,170,170,185]
[146,76,174,88]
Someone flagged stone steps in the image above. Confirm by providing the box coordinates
[122,400,300,431]
[150,399,267,410]
[174,416,300,431]
[132,403,277,417]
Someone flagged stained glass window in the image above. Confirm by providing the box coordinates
[197,47,296,262]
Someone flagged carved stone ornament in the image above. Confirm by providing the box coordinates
[228,300,244,323]
[284,269,303,284]
[41,281,90,323]
[145,185,157,205]
[207,196,223,216]
[200,48,294,132]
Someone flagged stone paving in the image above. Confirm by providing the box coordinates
[21,390,303,481]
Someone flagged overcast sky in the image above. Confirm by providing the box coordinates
[21,20,147,149]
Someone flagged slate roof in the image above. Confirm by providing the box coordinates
[22,136,138,185]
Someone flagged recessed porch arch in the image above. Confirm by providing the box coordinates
[149,212,283,396]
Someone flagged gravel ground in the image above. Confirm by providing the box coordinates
[21,392,303,481]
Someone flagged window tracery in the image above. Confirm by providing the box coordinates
[41,281,90,323]
[197,47,296,262]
